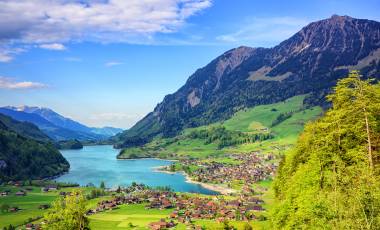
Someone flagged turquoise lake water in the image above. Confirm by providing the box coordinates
[56,145,217,195]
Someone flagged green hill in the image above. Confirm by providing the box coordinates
[0,115,69,181]
[0,113,51,143]
[118,95,322,159]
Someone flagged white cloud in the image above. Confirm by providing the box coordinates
[39,43,66,50]
[216,17,309,47]
[0,0,212,42]
[64,57,82,62]
[0,0,211,61]
[0,52,12,62]
[0,76,47,89]
[0,46,25,63]
[105,61,123,67]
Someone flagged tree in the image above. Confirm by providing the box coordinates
[3,225,15,230]
[100,181,105,190]
[272,71,380,229]
[43,190,89,230]
[243,223,253,230]
[0,204,9,213]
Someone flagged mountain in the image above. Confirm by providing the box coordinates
[115,15,380,147]
[0,113,51,143]
[90,126,124,136]
[0,106,123,141]
[0,107,98,141]
[16,106,93,133]
[0,114,69,181]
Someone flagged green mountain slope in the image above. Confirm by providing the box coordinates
[0,113,51,143]
[118,95,322,159]
[0,115,69,181]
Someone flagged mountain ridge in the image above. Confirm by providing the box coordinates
[0,106,123,141]
[115,15,380,148]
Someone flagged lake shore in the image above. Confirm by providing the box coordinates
[118,157,178,162]
[153,166,236,195]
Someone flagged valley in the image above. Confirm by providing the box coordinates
[0,13,379,230]
[0,95,322,229]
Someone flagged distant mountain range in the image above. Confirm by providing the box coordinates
[115,15,380,147]
[0,106,123,141]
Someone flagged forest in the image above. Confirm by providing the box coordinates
[272,71,380,229]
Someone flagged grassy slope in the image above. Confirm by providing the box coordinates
[119,95,323,159]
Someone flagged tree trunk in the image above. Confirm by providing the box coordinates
[364,110,374,173]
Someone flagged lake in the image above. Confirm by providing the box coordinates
[56,145,217,195]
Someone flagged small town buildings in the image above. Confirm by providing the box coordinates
[15,190,26,196]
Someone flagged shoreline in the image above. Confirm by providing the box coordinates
[117,157,178,162]
[153,166,236,195]
[183,174,236,195]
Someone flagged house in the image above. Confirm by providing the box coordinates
[16,191,26,196]
[42,185,58,192]
[25,223,41,230]
[9,207,19,212]
[0,191,9,196]
[148,219,169,230]
[170,211,178,219]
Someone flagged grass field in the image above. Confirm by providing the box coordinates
[0,185,100,229]
[88,203,256,230]
[88,204,173,230]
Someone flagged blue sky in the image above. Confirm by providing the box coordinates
[0,0,379,128]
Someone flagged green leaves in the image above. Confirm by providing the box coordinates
[43,190,89,230]
[272,71,380,229]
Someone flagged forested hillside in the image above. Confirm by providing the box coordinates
[0,115,69,181]
[0,113,51,143]
[272,71,380,229]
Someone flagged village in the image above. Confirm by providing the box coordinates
[87,185,266,230]
[1,152,278,230]
[85,150,279,230]
[164,152,278,186]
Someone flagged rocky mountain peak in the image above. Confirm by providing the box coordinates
[117,16,380,144]
[214,46,256,79]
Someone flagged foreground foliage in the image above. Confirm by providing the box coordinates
[272,71,380,229]
[43,190,89,230]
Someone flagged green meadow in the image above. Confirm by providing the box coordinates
[88,204,173,230]
[119,95,323,159]
[88,203,256,230]
[0,186,103,229]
